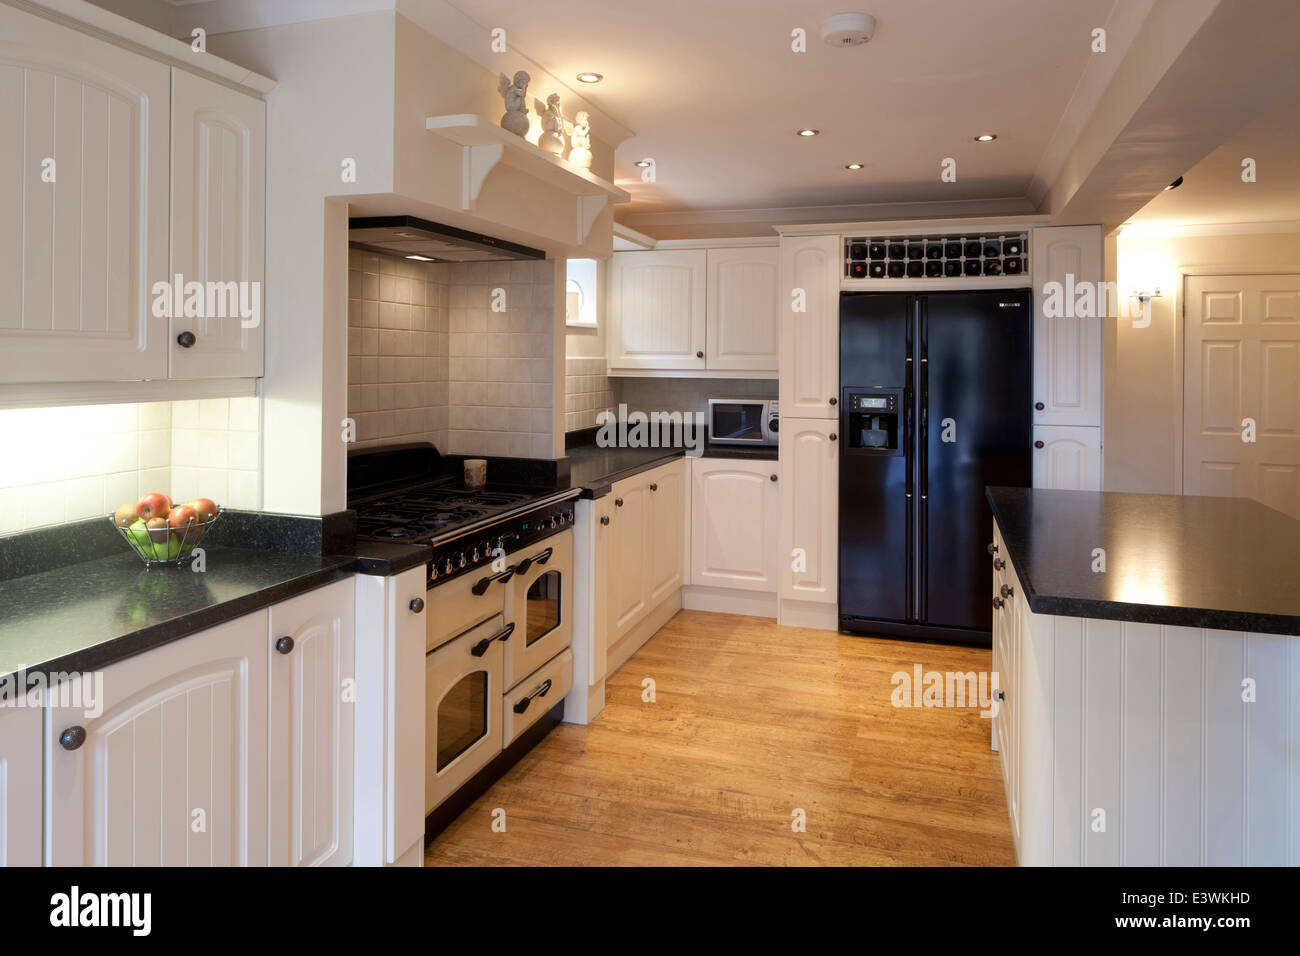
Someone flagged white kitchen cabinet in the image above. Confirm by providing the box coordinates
[778,235,840,419]
[690,457,779,591]
[44,609,270,866]
[0,3,171,385]
[268,577,355,867]
[169,68,267,380]
[608,250,707,370]
[705,246,779,372]
[1030,225,1103,427]
[0,705,42,866]
[1032,425,1102,490]
[605,459,688,661]
[778,418,839,604]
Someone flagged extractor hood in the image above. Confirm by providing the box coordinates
[348,215,546,262]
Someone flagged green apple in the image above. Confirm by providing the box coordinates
[153,532,183,561]
[124,519,154,558]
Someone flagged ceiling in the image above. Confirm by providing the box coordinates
[444,0,1120,221]
[1128,82,1300,227]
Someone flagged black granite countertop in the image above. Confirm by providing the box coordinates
[986,487,1300,635]
[565,437,778,498]
[0,548,356,682]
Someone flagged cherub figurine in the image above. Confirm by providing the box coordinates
[568,110,592,168]
[537,92,565,155]
[497,70,530,137]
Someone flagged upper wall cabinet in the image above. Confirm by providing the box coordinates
[608,246,779,375]
[1030,225,1103,427]
[778,235,840,419]
[0,4,267,390]
[609,250,707,371]
[705,247,779,372]
[170,69,266,379]
[0,4,170,384]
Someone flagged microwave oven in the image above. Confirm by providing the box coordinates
[707,398,779,446]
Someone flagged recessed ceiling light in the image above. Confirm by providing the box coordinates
[797,128,820,137]
[1164,175,1184,190]
[575,72,603,84]
[845,162,864,170]
[405,254,435,261]
[974,133,997,142]
[634,159,652,167]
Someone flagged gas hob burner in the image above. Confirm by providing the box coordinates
[370,524,430,539]
[420,508,484,525]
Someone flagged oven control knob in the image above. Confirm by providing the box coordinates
[429,565,438,580]
[548,516,558,529]
[440,557,453,575]
[470,546,480,562]
[456,553,467,569]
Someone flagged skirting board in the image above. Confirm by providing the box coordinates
[563,678,605,725]
[606,591,682,677]
[683,585,777,618]
[778,598,838,631]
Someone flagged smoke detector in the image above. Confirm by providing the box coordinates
[822,12,877,47]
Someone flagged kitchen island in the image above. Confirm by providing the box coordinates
[984,487,1299,867]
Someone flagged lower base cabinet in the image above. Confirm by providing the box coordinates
[43,577,354,866]
[689,457,779,592]
[0,705,42,866]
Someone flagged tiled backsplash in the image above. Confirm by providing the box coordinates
[612,377,778,421]
[347,251,555,460]
[565,356,614,432]
[0,397,261,535]
[346,249,450,450]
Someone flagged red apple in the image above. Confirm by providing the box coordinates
[188,497,218,523]
[113,503,139,527]
[168,505,198,532]
[137,492,172,520]
[145,516,170,543]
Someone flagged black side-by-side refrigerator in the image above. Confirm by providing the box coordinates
[838,290,1032,644]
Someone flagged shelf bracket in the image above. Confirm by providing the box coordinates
[576,194,608,243]
[460,142,504,211]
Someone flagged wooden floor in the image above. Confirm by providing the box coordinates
[425,610,1016,866]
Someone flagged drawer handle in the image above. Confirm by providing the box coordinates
[470,621,515,657]
[513,678,554,714]
[992,596,1005,609]
[471,566,516,596]
[59,726,87,751]
[514,546,554,576]
[275,636,294,655]
[1000,584,1014,599]
[993,557,1005,570]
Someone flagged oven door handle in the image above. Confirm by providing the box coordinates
[512,678,553,714]
[514,546,554,576]
[470,621,515,657]
[470,566,516,596]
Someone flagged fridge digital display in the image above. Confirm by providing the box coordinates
[859,397,888,409]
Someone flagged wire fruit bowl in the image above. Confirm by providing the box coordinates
[110,507,223,568]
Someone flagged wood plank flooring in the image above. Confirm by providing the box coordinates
[425,610,1016,866]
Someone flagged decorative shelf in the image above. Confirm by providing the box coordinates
[425,114,630,244]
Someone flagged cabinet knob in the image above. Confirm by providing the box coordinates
[615,497,624,507]
[599,515,610,525]
[829,397,838,406]
[1034,440,1045,449]
[770,473,778,482]
[987,542,999,555]
[992,596,1005,609]
[649,483,658,492]
[275,635,295,655]
[1000,584,1014,599]
[995,690,1006,701]
[695,350,704,358]
[59,726,87,751]
[829,433,837,442]
[409,597,425,613]
[176,330,197,349]
[993,557,1005,570]
[1034,402,1045,411]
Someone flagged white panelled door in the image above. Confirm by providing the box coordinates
[1184,275,1300,518]
[0,4,170,384]
[1030,225,1103,426]
[45,610,269,866]
[778,417,838,603]
[1032,425,1101,491]
[170,69,266,379]
[608,250,706,370]
[778,235,840,419]
[690,457,779,591]
[705,246,779,372]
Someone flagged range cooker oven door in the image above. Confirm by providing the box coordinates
[425,613,510,813]
[504,530,574,690]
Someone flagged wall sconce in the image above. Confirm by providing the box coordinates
[1131,286,1164,305]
